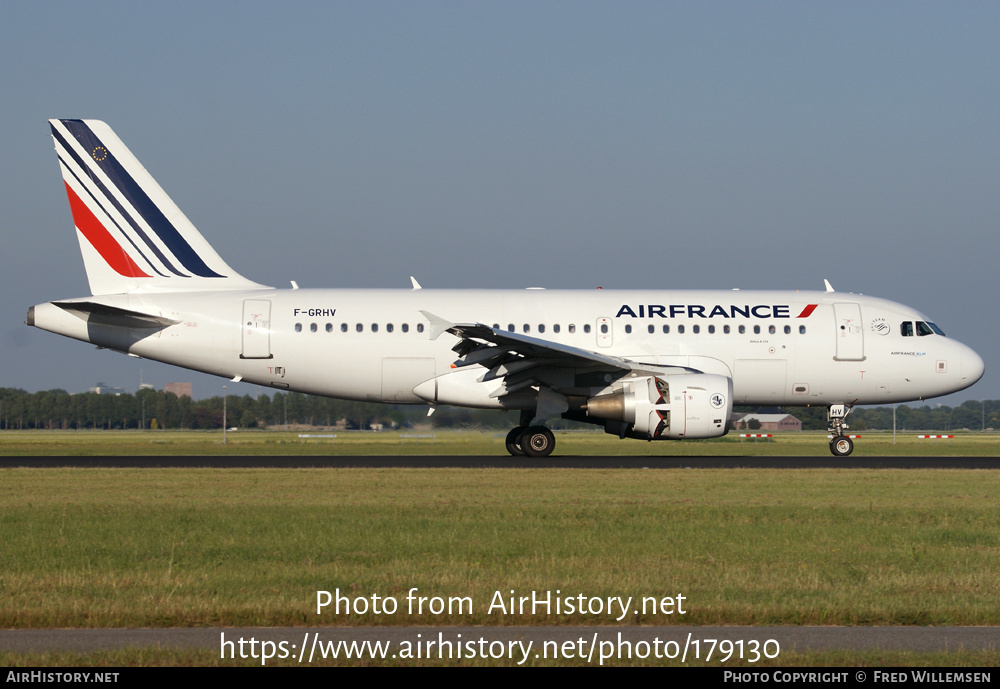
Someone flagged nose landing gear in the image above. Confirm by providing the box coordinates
[830,434,854,457]
[828,404,855,457]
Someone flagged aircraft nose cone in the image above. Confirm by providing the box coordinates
[963,346,985,385]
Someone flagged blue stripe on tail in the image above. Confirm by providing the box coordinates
[58,120,225,279]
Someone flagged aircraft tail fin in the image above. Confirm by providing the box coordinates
[49,119,269,295]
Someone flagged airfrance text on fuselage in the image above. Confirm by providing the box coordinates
[615,304,816,319]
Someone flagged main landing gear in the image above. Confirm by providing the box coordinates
[827,404,854,457]
[505,411,556,457]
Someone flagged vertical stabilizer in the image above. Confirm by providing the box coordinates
[49,119,268,295]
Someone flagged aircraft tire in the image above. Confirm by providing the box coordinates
[505,427,526,456]
[521,426,555,458]
[830,435,854,457]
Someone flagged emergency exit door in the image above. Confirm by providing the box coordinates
[596,317,613,348]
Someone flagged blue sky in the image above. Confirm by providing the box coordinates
[2,1,997,403]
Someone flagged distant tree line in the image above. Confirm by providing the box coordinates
[0,387,512,431]
[1,387,997,432]
[733,400,1000,433]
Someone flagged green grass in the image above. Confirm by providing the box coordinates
[2,468,999,629]
[1,428,999,456]
[3,430,998,665]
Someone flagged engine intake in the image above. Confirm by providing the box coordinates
[585,373,733,440]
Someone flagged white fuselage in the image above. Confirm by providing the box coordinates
[31,287,985,409]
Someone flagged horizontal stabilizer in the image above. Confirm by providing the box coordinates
[52,301,181,329]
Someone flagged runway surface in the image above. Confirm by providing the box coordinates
[3,455,1000,468]
[2,626,998,656]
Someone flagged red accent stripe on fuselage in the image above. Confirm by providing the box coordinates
[796,304,818,318]
[64,182,150,278]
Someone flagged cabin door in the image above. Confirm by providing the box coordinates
[833,303,865,361]
[241,299,273,359]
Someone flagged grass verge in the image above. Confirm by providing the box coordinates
[1,429,999,456]
[2,468,998,628]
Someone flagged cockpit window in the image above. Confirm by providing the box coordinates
[905,321,945,337]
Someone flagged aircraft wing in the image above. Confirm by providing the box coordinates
[420,311,699,410]
[445,322,631,375]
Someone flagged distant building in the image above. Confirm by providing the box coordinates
[89,382,125,396]
[734,413,802,432]
[165,382,193,399]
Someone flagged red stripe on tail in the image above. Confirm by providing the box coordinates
[64,183,150,278]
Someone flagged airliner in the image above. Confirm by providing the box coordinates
[27,119,985,457]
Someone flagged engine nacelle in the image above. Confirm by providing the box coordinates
[585,373,733,440]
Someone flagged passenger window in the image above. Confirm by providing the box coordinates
[523,324,530,333]
[295,323,302,333]
[387,323,394,333]
[901,321,913,337]
[417,323,424,333]
[624,324,631,334]
[754,325,761,335]
[584,324,591,333]
[724,325,730,334]
[569,324,576,333]
[708,325,715,334]
[678,325,685,334]
[310,323,317,333]
[692,325,700,334]
[648,325,654,334]
[508,324,515,332]
[662,325,670,334]
[799,325,806,334]
[553,324,561,334]
[538,324,545,334]
[784,325,791,334]
[768,325,775,334]
[739,325,746,334]
[402,323,409,333]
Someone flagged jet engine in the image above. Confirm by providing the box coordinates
[585,373,733,440]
